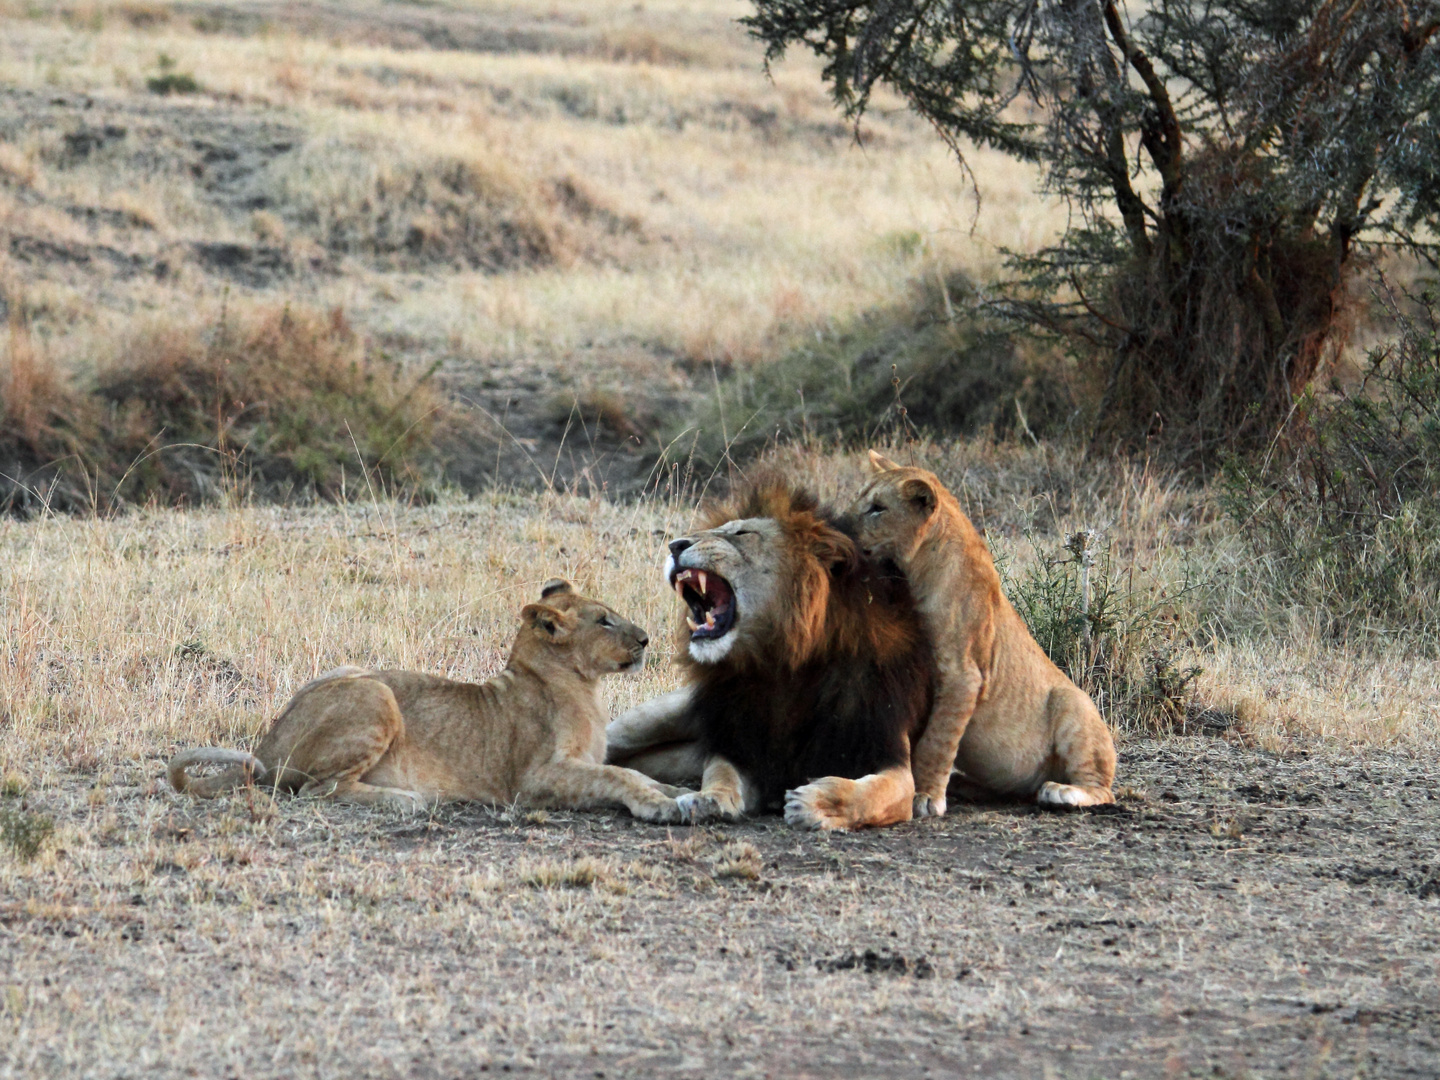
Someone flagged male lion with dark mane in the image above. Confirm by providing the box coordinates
[606,481,937,830]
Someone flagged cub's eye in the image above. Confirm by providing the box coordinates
[866,503,886,516]
[598,615,615,627]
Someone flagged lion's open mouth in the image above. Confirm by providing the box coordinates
[672,568,736,640]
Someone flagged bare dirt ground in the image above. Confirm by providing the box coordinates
[3,737,1437,1079]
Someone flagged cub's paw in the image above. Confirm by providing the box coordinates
[1037,781,1111,808]
[784,779,854,831]
[674,792,742,824]
[379,789,430,813]
[912,792,947,819]
[632,797,684,825]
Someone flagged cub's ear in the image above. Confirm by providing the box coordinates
[540,578,573,599]
[810,523,857,570]
[522,603,576,641]
[868,449,903,473]
[900,476,937,513]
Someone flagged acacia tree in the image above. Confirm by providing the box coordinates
[746,0,1440,457]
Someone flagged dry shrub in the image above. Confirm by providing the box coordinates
[268,140,572,271]
[0,315,90,465]
[98,304,445,503]
[1089,185,1352,458]
[518,856,611,890]
[0,303,445,513]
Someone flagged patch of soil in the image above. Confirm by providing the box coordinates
[3,738,1437,1078]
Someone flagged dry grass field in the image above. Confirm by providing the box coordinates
[0,0,1062,493]
[1,2,1438,1078]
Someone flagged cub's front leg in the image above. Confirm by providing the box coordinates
[522,759,684,824]
[910,667,983,819]
[675,755,760,823]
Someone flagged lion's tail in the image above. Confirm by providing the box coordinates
[167,748,267,798]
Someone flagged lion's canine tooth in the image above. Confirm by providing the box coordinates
[674,578,687,599]
[704,612,716,629]
[685,616,700,631]
[698,571,708,594]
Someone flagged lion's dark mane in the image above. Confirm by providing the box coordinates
[680,481,936,807]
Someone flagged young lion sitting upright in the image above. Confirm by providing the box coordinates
[168,580,685,823]
[850,452,1116,814]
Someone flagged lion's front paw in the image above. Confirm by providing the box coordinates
[675,791,743,823]
[913,792,947,819]
[632,797,684,824]
[784,779,855,831]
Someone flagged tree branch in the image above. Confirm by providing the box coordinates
[1102,0,1182,202]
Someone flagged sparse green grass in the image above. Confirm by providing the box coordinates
[0,805,53,861]
[1222,284,1440,652]
[676,274,1080,469]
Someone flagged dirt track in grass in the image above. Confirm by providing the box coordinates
[2,737,1437,1079]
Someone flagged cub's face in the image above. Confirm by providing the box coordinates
[847,468,938,566]
[521,581,649,677]
[663,517,784,664]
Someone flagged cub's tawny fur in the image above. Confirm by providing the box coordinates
[850,451,1116,814]
[168,581,685,822]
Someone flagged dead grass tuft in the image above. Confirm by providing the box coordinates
[0,311,88,469]
[518,856,612,890]
[711,840,762,880]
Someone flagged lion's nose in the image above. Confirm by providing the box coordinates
[636,632,650,648]
[668,537,694,558]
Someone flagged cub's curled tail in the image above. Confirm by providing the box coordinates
[168,748,267,798]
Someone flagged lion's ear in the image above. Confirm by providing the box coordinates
[810,523,857,570]
[868,450,902,473]
[540,578,573,599]
[522,603,576,641]
[900,477,937,513]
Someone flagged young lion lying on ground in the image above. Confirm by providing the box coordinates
[850,452,1116,814]
[168,580,686,822]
